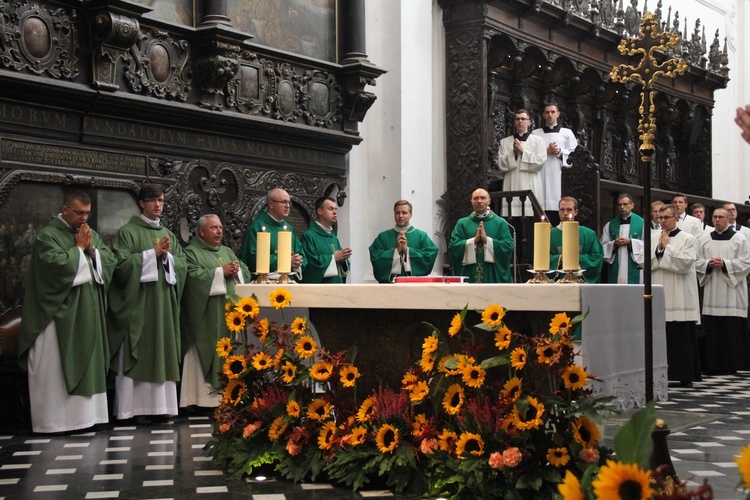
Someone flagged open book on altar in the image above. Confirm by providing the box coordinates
[393,276,467,283]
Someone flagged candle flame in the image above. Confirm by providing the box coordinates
[261,226,266,232]
[283,225,287,230]
[541,214,547,222]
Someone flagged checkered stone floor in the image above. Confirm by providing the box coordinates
[2,373,750,499]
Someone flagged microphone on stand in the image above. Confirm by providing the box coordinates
[506,221,517,283]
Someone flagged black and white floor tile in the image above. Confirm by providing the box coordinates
[1,373,750,499]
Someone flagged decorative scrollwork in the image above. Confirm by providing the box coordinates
[272,63,303,122]
[91,12,141,91]
[226,51,274,115]
[0,0,78,79]
[125,29,191,101]
[301,70,342,128]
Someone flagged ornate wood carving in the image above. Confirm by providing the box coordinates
[562,145,600,230]
[0,0,78,79]
[226,50,273,115]
[196,40,240,110]
[125,28,191,101]
[91,12,140,91]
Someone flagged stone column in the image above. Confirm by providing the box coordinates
[200,0,231,28]
[339,0,367,63]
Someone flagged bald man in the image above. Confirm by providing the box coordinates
[449,188,514,283]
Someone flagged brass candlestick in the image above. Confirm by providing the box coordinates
[526,270,554,283]
[276,272,294,284]
[557,270,586,284]
[252,273,271,284]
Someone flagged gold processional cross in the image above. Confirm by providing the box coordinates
[609,12,687,406]
[610,12,687,161]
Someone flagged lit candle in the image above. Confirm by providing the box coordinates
[277,227,292,273]
[256,228,270,274]
[533,220,551,271]
[561,220,579,270]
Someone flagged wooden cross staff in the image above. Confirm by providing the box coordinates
[610,12,687,403]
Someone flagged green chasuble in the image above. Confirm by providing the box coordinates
[18,218,117,396]
[300,222,348,284]
[107,216,187,383]
[240,210,305,276]
[550,225,604,284]
[605,213,644,284]
[368,226,439,283]
[181,238,249,389]
[449,211,514,283]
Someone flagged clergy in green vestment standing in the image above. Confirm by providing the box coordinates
[550,197,604,284]
[180,214,249,408]
[240,188,305,280]
[108,184,187,421]
[18,189,117,433]
[449,188,514,283]
[369,200,439,283]
[301,197,351,283]
[600,193,644,284]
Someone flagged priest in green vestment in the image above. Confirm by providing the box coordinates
[369,200,438,283]
[449,188,514,283]
[301,197,351,283]
[107,184,187,420]
[600,193,644,284]
[240,188,305,280]
[180,214,249,408]
[550,197,604,284]
[18,189,117,433]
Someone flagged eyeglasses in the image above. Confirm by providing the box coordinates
[656,215,675,221]
[514,117,529,121]
[64,205,91,217]
[270,199,292,206]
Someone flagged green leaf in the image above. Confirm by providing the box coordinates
[612,400,657,467]
[570,308,590,326]
[480,355,510,370]
[345,344,358,363]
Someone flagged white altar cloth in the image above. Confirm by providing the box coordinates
[235,283,667,410]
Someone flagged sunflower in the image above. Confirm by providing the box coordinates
[225,311,246,333]
[225,300,233,312]
[558,470,584,500]
[269,288,292,310]
[462,363,486,388]
[349,426,367,446]
[286,400,300,417]
[310,361,334,381]
[455,432,484,458]
[572,416,601,448]
[448,313,462,337]
[402,371,418,390]
[273,348,285,369]
[280,361,297,384]
[290,317,307,335]
[215,337,232,358]
[235,296,260,319]
[562,365,588,390]
[437,429,458,453]
[356,396,377,423]
[736,443,750,488]
[512,396,545,431]
[502,377,523,402]
[494,325,512,351]
[222,379,247,405]
[547,447,570,467]
[409,380,430,403]
[438,354,465,376]
[223,355,247,379]
[481,304,505,328]
[339,365,360,388]
[420,352,435,373]
[268,415,289,441]
[510,347,527,370]
[549,312,571,335]
[251,352,273,371]
[422,335,439,354]
[318,421,337,450]
[536,342,560,365]
[442,384,465,415]
[295,335,317,359]
[255,318,270,343]
[307,398,332,421]
[592,459,654,499]
[375,424,399,454]
[411,413,429,436]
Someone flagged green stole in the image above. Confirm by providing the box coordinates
[608,213,644,284]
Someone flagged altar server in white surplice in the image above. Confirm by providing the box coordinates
[672,193,704,239]
[601,193,644,284]
[637,203,701,386]
[532,103,578,224]
[497,108,546,216]
[696,208,750,374]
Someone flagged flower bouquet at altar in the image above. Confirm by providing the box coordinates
[205,288,618,498]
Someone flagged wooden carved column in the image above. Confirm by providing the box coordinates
[444,23,490,227]
[200,0,231,27]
